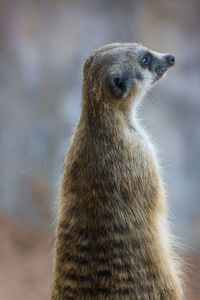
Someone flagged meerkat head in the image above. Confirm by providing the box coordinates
[82,43,175,112]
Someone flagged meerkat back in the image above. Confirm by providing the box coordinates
[50,43,183,300]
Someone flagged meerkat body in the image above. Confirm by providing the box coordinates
[50,43,183,299]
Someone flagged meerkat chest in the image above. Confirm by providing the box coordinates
[123,123,158,170]
[120,123,164,205]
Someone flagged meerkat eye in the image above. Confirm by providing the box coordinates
[141,53,152,67]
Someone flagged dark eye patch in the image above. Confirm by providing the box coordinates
[141,52,152,68]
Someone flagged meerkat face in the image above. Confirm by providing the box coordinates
[83,43,175,107]
[138,49,175,88]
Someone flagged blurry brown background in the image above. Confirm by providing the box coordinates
[0,0,200,299]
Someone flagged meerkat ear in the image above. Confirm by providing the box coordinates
[109,73,132,99]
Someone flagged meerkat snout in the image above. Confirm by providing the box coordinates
[153,54,175,77]
[167,55,175,66]
[140,50,175,84]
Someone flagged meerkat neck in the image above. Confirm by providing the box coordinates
[81,97,141,139]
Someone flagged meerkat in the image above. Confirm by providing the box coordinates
[50,43,183,300]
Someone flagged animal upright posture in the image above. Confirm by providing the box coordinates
[50,43,183,300]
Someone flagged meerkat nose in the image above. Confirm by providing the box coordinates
[166,55,175,67]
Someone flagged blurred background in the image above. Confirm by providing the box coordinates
[0,0,200,299]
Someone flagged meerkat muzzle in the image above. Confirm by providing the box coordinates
[166,55,175,67]
[154,54,175,78]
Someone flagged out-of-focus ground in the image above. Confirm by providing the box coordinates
[0,215,53,300]
[0,216,200,300]
[0,0,200,298]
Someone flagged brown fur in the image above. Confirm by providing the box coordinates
[50,43,183,299]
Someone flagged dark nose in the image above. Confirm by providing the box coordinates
[167,55,175,67]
